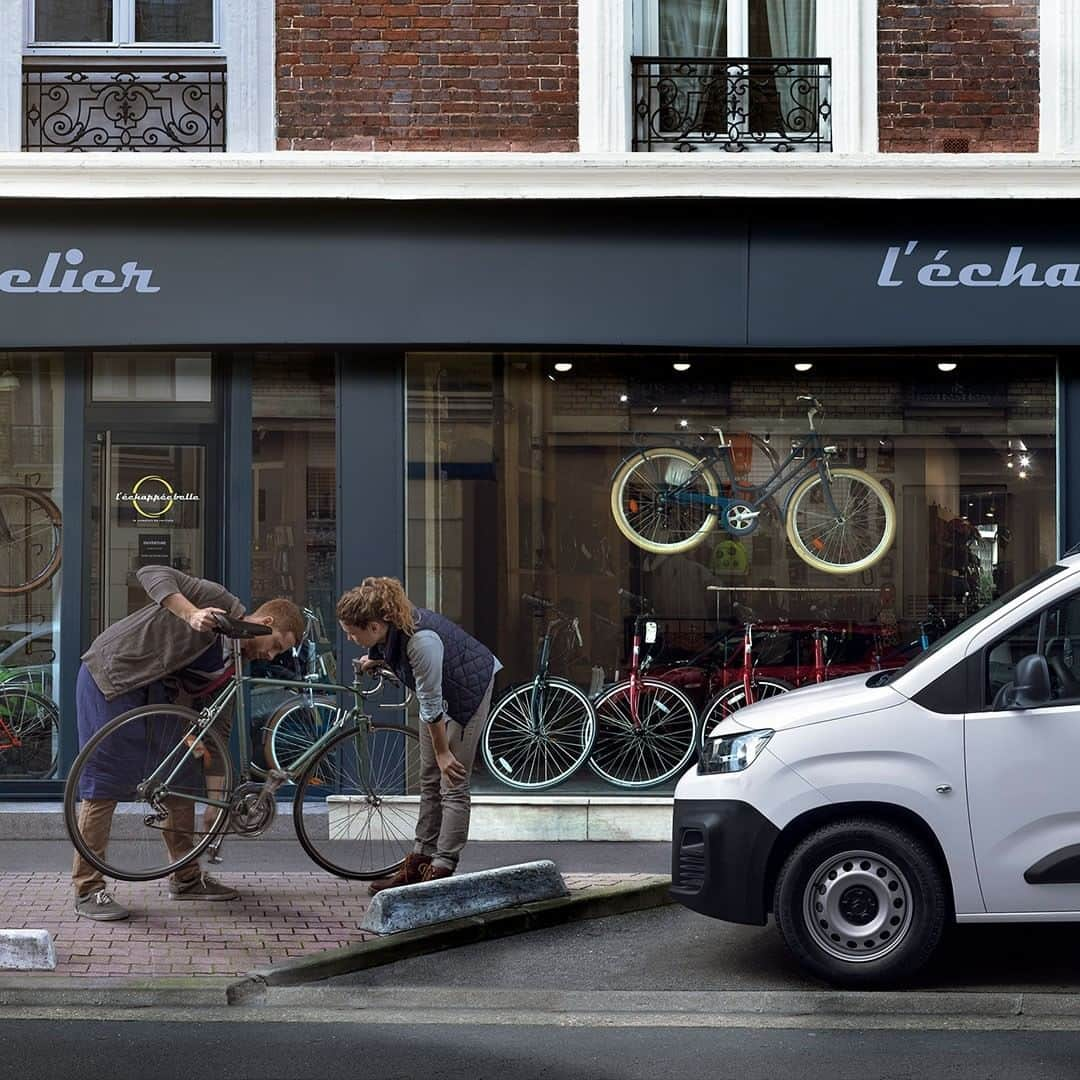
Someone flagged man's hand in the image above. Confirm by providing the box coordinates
[185,607,227,633]
[436,750,467,785]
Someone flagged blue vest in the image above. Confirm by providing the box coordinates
[375,608,495,726]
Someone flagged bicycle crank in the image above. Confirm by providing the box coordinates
[723,502,761,535]
[227,781,277,837]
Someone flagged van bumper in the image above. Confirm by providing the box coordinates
[670,798,780,926]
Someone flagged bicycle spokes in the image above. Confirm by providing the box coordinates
[0,687,58,778]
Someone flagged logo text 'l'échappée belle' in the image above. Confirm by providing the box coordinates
[0,249,159,294]
[878,241,1080,289]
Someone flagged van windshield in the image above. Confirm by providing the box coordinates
[874,564,1068,684]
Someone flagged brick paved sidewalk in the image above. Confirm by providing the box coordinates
[0,871,655,978]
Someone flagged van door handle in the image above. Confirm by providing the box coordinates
[936,784,952,795]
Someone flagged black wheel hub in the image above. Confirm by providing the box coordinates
[838,884,879,925]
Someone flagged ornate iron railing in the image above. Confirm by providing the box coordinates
[23,64,226,152]
[632,56,831,153]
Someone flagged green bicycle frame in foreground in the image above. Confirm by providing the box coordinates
[63,646,421,883]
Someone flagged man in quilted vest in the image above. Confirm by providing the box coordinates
[337,577,500,892]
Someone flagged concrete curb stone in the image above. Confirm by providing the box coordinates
[0,929,55,971]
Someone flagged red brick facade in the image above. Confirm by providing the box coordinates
[879,1,1039,153]
[276,2,578,151]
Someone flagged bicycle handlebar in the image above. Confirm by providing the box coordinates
[617,588,652,612]
[211,612,272,639]
[522,592,554,609]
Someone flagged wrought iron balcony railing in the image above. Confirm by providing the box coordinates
[23,63,226,152]
[632,56,831,153]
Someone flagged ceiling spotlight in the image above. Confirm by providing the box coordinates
[1019,454,1031,468]
[547,374,556,382]
[1006,459,1014,468]
[619,394,629,403]
[794,362,813,373]
[937,362,958,373]
[554,362,573,373]
[679,419,689,428]
[673,362,691,372]
[651,406,660,415]
[1019,470,1029,479]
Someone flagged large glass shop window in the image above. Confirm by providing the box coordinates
[0,355,64,781]
[406,353,1057,794]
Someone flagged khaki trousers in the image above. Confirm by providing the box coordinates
[413,677,495,871]
[71,796,203,898]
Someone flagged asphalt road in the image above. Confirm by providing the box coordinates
[2,1021,1078,1080]
[331,903,1080,994]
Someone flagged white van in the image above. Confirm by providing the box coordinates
[671,557,1080,986]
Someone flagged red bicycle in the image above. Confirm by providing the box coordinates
[588,590,698,788]
[0,683,59,778]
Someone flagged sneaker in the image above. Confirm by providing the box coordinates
[74,889,130,921]
[168,872,239,901]
[368,852,431,895]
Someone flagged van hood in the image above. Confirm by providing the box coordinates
[712,674,908,736]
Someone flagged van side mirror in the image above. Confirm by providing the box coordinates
[1011,654,1053,709]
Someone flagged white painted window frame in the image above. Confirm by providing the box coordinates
[25,0,223,54]
[580,0,877,154]
[0,0,274,152]
[1040,0,1080,156]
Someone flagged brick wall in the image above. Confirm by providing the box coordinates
[879,1,1039,153]
[276,2,578,151]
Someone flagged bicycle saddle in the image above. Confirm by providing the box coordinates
[211,612,272,638]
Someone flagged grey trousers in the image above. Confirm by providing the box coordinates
[414,676,495,871]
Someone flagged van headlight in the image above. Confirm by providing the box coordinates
[698,729,773,775]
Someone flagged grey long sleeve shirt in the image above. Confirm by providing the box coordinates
[407,629,447,724]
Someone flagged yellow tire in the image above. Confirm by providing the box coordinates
[610,447,720,555]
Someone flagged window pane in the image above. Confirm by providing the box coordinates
[34,0,112,42]
[660,0,726,55]
[750,0,815,57]
[91,354,213,403]
[0,354,65,778]
[135,0,213,42]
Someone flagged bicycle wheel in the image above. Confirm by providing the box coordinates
[786,467,896,575]
[0,686,59,779]
[64,704,233,882]
[482,678,596,791]
[698,678,794,744]
[294,722,421,879]
[0,487,62,598]
[589,678,698,788]
[1,664,53,701]
[264,695,340,774]
[610,448,719,555]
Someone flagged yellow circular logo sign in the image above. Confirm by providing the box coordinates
[131,475,175,519]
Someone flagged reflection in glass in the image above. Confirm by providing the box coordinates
[135,0,213,41]
[35,0,112,42]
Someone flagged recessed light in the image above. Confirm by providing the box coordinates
[937,362,958,372]
[554,362,573,373]
[794,362,813,373]
[679,419,689,428]
[619,394,629,403]
[1019,454,1031,468]
[673,362,691,372]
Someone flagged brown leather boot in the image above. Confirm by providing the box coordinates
[368,852,431,895]
[419,863,453,883]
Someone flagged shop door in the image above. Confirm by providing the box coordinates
[88,430,220,640]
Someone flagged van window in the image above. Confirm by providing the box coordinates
[986,591,1080,707]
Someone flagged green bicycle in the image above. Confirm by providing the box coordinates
[64,613,421,882]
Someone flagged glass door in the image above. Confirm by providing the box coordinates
[88,434,216,639]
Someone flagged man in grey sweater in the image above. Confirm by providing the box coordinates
[72,566,303,921]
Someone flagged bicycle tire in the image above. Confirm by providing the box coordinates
[293,722,421,880]
[482,678,596,791]
[610,447,719,555]
[0,685,59,779]
[589,677,698,788]
[785,467,896,575]
[64,703,233,882]
[0,487,62,598]
[698,678,794,745]
[264,695,341,774]
[0,663,53,702]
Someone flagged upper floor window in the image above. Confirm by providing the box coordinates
[28,0,217,50]
[633,0,828,152]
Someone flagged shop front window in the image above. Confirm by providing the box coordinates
[251,354,337,632]
[406,352,1058,794]
[0,355,64,781]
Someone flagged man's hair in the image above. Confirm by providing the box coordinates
[252,598,305,643]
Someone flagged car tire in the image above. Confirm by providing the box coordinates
[773,818,948,988]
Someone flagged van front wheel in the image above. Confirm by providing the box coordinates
[773,819,947,988]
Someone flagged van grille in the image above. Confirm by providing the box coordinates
[677,829,705,891]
